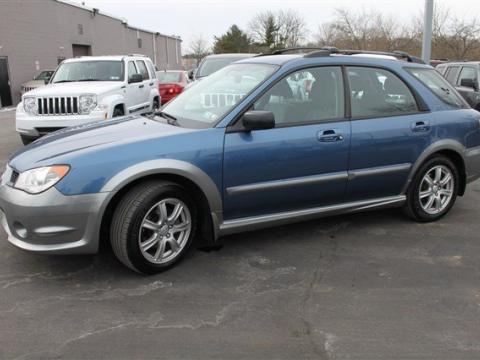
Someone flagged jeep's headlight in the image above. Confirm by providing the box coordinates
[79,94,97,114]
[23,97,38,115]
[14,165,70,194]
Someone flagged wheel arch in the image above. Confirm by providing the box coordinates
[98,160,222,251]
[402,140,467,196]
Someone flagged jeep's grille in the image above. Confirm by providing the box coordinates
[37,97,79,115]
[201,93,245,108]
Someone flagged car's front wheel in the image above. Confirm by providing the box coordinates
[110,181,196,274]
[20,134,38,145]
[404,156,459,222]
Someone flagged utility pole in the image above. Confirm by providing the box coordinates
[422,0,434,64]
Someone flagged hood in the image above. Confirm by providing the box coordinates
[23,81,123,98]
[22,80,47,88]
[9,115,196,171]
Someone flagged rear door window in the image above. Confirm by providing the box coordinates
[347,67,418,117]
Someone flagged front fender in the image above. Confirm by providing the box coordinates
[100,159,223,218]
[99,94,125,118]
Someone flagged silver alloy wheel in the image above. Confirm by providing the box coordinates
[138,198,191,264]
[419,165,454,215]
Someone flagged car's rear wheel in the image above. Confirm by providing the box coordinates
[110,181,196,274]
[404,156,459,222]
[20,134,37,145]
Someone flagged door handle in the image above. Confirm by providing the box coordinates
[139,84,145,89]
[317,129,344,142]
[411,121,430,132]
[149,82,154,86]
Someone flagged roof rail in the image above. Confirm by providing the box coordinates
[255,47,333,57]
[128,54,148,57]
[256,46,425,64]
[326,48,424,64]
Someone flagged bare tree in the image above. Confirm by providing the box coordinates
[277,10,308,47]
[248,10,307,50]
[187,35,210,63]
[248,11,279,48]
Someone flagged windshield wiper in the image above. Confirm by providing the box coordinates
[76,79,103,82]
[53,80,74,83]
[154,111,178,126]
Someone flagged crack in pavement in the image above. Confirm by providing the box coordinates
[299,222,347,359]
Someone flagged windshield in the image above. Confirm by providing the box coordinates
[157,72,182,83]
[51,61,124,83]
[160,63,277,128]
[35,71,54,81]
[197,57,250,78]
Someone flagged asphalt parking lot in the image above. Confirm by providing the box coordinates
[1,109,480,359]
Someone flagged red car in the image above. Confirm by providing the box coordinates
[156,70,189,104]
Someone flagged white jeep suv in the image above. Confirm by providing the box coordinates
[16,55,160,144]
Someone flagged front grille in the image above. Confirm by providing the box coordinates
[201,93,245,109]
[37,97,79,115]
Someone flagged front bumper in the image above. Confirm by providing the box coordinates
[0,184,108,254]
[16,104,108,137]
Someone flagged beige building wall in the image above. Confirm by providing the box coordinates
[0,0,182,105]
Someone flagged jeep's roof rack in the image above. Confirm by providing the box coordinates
[258,46,425,64]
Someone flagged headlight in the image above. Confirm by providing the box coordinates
[23,97,38,115]
[14,165,70,194]
[79,94,97,114]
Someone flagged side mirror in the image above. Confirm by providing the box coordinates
[188,69,195,81]
[242,111,275,131]
[128,73,143,84]
[460,78,478,90]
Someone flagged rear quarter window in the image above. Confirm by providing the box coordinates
[406,68,467,109]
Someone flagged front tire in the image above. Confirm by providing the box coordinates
[404,156,459,222]
[113,106,124,117]
[110,181,196,274]
[20,134,38,145]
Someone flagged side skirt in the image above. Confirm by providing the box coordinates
[218,195,406,236]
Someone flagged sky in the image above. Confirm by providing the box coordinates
[71,0,480,51]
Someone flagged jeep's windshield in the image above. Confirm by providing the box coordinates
[197,57,251,78]
[159,63,277,128]
[51,61,124,83]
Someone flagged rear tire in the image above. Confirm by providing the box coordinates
[110,181,197,274]
[404,156,459,222]
[20,134,37,145]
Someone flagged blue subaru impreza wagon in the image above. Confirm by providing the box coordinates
[1,49,480,273]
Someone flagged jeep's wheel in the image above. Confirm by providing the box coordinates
[20,134,38,145]
[404,156,459,222]
[113,106,124,117]
[110,181,196,274]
